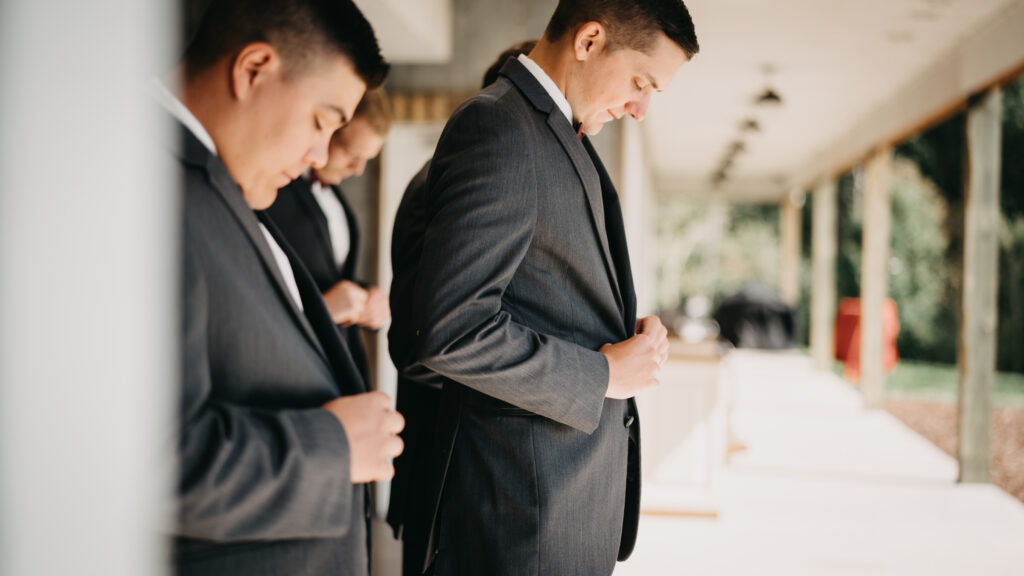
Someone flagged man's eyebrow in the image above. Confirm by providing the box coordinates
[645,73,661,92]
[325,105,349,126]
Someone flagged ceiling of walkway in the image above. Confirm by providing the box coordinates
[651,0,1023,201]
[360,0,1024,202]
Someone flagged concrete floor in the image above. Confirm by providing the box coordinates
[614,350,1024,576]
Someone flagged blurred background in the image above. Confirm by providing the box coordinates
[2,0,1022,574]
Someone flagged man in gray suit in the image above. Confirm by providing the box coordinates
[390,1,699,574]
[158,1,404,574]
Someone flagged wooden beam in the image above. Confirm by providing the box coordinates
[811,180,838,372]
[779,191,803,307]
[958,88,1003,484]
[859,148,892,409]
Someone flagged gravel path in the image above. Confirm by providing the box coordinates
[885,398,1024,503]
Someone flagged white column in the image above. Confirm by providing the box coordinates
[620,119,656,316]
[779,191,803,307]
[860,148,892,409]
[0,1,175,575]
[958,88,1003,483]
[811,180,838,371]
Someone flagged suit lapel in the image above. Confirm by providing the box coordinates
[177,126,329,361]
[260,213,367,396]
[546,114,624,315]
[292,178,340,278]
[584,137,638,335]
[500,59,625,317]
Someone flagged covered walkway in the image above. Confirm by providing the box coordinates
[617,351,1024,575]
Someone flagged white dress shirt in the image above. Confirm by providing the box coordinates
[152,77,305,311]
[257,224,304,312]
[308,176,351,270]
[517,54,574,126]
[150,78,217,155]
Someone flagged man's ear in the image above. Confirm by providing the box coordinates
[230,42,280,101]
[573,21,606,62]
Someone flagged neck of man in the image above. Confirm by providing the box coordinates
[527,38,579,123]
[173,63,228,155]
[172,63,266,208]
[311,168,338,187]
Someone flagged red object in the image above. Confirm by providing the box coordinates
[834,297,900,381]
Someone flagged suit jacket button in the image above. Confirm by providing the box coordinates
[624,414,635,427]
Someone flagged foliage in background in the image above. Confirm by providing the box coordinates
[833,159,955,363]
[996,77,1024,373]
[655,200,781,314]
[656,77,1023,373]
[891,75,1024,372]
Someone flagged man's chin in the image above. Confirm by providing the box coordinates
[242,185,278,211]
[313,169,344,186]
[582,122,605,136]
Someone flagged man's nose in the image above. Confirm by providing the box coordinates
[306,141,329,170]
[626,92,651,121]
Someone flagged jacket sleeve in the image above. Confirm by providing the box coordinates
[175,232,355,542]
[406,99,609,434]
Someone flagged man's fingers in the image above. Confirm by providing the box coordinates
[385,410,405,434]
[385,435,404,458]
[634,332,655,351]
[367,390,391,408]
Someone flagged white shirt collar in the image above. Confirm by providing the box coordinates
[516,54,574,126]
[257,224,304,312]
[150,78,218,156]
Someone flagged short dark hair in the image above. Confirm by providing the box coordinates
[183,0,389,88]
[545,0,699,59]
[348,88,392,136]
[481,40,538,88]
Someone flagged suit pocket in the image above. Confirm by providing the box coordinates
[462,388,539,417]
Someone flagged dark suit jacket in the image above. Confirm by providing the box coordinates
[389,58,641,576]
[172,120,370,576]
[386,162,444,576]
[265,177,370,383]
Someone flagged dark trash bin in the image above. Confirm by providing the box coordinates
[714,284,796,350]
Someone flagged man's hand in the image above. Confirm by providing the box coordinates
[356,285,390,330]
[323,280,368,326]
[636,315,669,364]
[600,315,670,399]
[322,391,405,483]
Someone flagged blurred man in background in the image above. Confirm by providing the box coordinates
[267,88,392,384]
[155,1,402,574]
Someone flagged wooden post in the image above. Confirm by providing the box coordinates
[811,180,838,371]
[779,191,803,307]
[958,88,1002,483]
[860,148,892,409]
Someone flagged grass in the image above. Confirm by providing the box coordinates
[833,358,1024,406]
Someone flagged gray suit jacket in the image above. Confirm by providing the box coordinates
[393,58,640,576]
[173,121,370,575]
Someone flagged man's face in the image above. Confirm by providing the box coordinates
[570,31,689,136]
[223,51,367,209]
[313,117,385,185]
